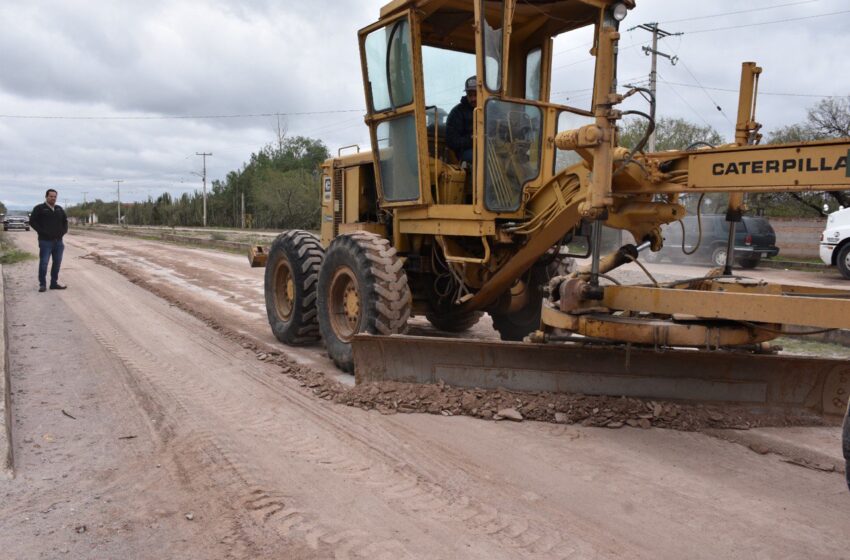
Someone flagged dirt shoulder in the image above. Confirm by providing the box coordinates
[0,264,11,476]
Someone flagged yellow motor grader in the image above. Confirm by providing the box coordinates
[252,0,850,461]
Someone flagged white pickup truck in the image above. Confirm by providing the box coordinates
[820,207,850,279]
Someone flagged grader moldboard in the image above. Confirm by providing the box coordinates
[252,0,850,476]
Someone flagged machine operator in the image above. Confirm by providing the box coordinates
[446,75,477,165]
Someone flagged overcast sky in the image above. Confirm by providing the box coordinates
[2,0,849,210]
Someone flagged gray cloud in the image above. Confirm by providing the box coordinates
[1,0,849,209]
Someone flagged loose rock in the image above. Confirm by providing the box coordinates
[496,408,523,422]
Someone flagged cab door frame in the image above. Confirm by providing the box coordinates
[358,9,432,208]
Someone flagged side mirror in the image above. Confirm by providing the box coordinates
[558,222,593,258]
[560,237,591,258]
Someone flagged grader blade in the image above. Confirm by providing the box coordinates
[249,245,268,268]
[352,334,850,417]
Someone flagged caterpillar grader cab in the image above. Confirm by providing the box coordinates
[253,0,850,446]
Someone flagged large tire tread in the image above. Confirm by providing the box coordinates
[264,230,324,345]
[318,232,411,372]
[837,244,850,280]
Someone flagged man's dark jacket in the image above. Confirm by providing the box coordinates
[30,203,68,241]
[446,95,474,158]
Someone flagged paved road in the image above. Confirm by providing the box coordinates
[0,228,848,559]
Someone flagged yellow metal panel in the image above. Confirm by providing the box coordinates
[344,167,360,223]
[688,142,850,189]
[396,204,499,220]
[398,219,496,236]
[335,152,373,167]
[601,286,850,330]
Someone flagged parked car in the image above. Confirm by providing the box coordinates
[3,215,30,232]
[820,207,850,279]
[646,214,779,269]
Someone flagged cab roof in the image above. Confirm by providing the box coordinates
[378,0,630,51]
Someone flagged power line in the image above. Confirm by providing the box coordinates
[682,8,850,35]
[659,74,715,129]
[554,7,850,72]
[552,39,652,71]
[676,59,734,127]
[658,79,846,99]
[660,0,820,25]
[0,109,364,121]
[551,0,820,58]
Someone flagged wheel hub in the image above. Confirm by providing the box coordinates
[343,284,360,326]
[328,267,361,341]
[274,260,294,320]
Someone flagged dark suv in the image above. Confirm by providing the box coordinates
[647,214,779,269]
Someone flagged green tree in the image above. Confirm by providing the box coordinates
[252,168,321,230]
[618,117,725,152]
[758,95,850,216]
[0,201,7,216]
[66,135,330,229]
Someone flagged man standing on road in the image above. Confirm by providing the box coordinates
[446,75,478,165]
[30,189,68,292]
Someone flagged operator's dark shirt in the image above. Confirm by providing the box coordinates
[29,203,68,241]
[446,95,475,160]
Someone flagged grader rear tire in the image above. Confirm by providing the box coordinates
[317,232,411,372]
[264,230,323,345]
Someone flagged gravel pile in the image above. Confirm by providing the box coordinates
[336,380,823,431]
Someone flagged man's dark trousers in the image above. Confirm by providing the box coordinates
[38,239,64,289]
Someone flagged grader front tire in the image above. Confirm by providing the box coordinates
[264,230,324,345]
[317,232,411,372]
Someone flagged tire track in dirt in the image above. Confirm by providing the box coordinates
[63,271,416,559]
[65,253,605,559]
[69,234,626,558]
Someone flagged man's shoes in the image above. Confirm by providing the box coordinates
[38,286,46,293]
[49,284,67,290]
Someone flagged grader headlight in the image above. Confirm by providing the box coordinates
[611,3,629,22]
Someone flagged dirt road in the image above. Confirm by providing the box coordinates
[1,229,849,559]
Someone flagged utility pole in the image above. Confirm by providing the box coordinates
[114,180,123,225]
[241,190,245,229]
[630,23,682,152]
[81,192,88,224]
[196,152,212,227]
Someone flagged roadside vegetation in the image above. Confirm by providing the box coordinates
[0,232,35,265]
[66,135,328,231]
